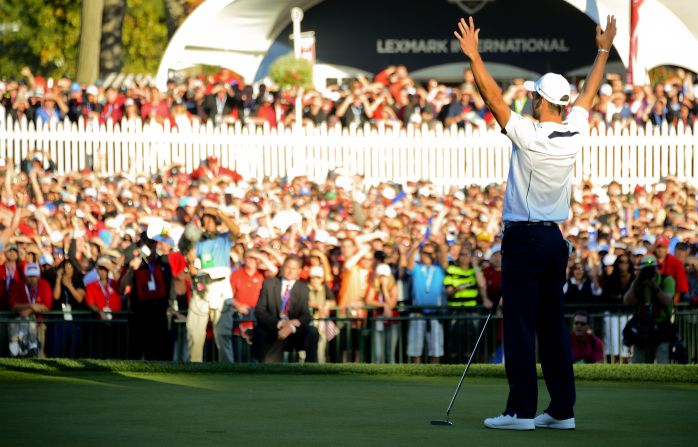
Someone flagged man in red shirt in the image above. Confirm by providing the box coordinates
[230,250,278,343]
[482,244,502,303]
[85,257,122,319]
[9,263,51,316]
[9,263,52,357]
[190,155,242,183]
[654,236,688,303]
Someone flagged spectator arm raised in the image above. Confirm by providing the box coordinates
[334,96,353,118]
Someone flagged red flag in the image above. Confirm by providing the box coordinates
[628,0,644,85]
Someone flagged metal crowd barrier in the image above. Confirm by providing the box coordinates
[2,306,697,364]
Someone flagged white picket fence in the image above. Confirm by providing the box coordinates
[1,107,697,190]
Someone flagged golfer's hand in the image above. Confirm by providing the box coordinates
[454,17,480,59]
[596,15,617,51]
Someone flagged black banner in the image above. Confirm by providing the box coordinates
[257,0,621,80]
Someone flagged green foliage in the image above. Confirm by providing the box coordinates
[123,0,168,74]
[268,54,314,90]
[0,0,168,79]
[0,0,81,78]
[1,358,696,383]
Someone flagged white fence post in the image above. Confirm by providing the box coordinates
[1,113,696,189]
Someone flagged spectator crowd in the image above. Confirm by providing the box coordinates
[1,64,697,364]
[1,142,696,364]
[1,65,697,132]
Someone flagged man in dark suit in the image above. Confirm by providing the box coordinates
[253,255,319,363]
[203,82,237,126]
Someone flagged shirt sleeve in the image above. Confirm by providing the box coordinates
[566,106,590,134]
[85,283,98,307]
[661,275,676,297]
[503,110,536,150]
[39,281,53,308]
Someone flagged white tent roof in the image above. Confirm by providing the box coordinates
[156,0,698,89]
[564,0,698,82]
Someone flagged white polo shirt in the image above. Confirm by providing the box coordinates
[502,106,589,223]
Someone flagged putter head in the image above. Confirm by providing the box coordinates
[430,419,453,426]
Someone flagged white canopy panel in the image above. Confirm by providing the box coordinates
[156,0,698,89]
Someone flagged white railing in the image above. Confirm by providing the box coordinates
[1,107,696,191]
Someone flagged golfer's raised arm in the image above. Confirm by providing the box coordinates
[573,15,617,111]
[454,17,510,128]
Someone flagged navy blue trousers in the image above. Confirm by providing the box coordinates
[500,225,575,419]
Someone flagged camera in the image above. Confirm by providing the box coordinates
[192,271,214,297]
[639,265,657,282]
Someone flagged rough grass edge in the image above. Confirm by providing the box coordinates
[0,359,696,383]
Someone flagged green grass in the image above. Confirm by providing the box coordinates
[0,361,697,446]
[1,358,697,382]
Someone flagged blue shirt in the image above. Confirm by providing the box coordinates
[196,232,232,269]
[409,264,445,310]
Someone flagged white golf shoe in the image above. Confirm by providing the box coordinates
[483,414,535,430]
[534,412,576,429]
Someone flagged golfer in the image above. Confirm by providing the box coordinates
[453,16,616,430]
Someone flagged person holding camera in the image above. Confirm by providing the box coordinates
[623,255,675,364]
[186,206,240,363]
[119,234,173,361]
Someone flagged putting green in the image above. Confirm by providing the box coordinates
[0,366,696,447]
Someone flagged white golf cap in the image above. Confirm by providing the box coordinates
[24,263,41,277]
[309,266,325,278]
[631,246,648,256]
[524,73,571,106]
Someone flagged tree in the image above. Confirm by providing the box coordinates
[164,0,204,39]
[76,0,104,84]
[0,0,81,79]
[164,0,186,39]
[122,0,168,74]
[100,0,126,76]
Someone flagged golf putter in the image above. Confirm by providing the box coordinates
[430,299,501,426]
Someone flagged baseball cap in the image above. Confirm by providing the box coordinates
[631,246,648,256]
[24,263,41,277]
[524,73,571,106]
[309,266,324,278]
[642,234,656,245]
[4,243,18,253]
[612,242,627,251]
[86,85,98,96]
[655,236,670,247]
[484,244,501,261]
[638,255,659,269]
[96,257,113,270]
